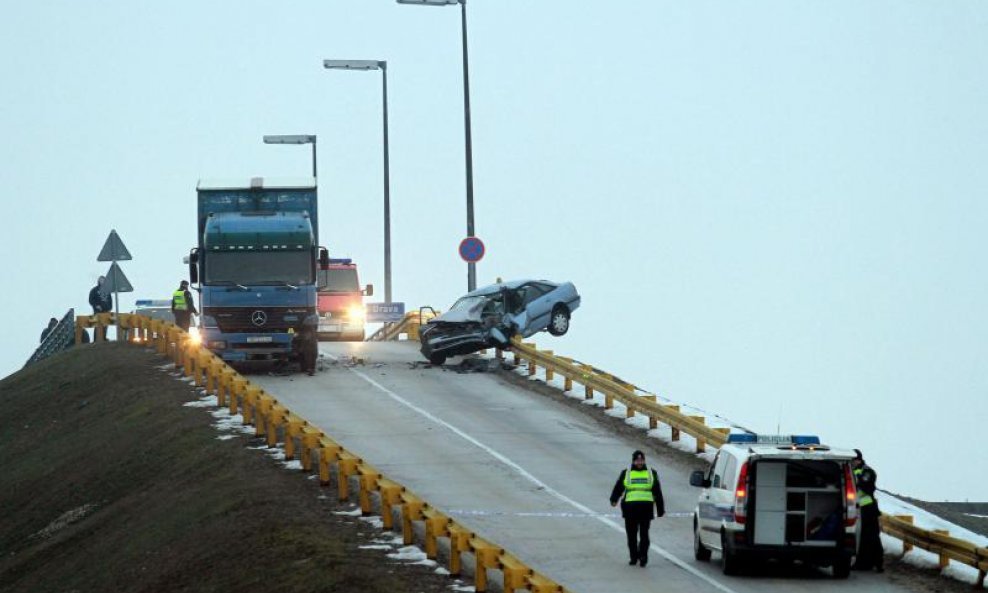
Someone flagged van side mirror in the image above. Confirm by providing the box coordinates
[690,470,710,488]
[188,248,199,285]
[319,247,329,267]
[364,284,374,297]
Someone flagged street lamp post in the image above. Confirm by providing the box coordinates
[397,0,477,291]
[262,134,317,178]
[323,60,393,304]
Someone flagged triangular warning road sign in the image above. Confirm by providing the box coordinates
[97,229,132,262]
[104,262,134,293]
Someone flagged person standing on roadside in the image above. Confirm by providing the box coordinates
[88,276,112,314]
[852,449,885,572]
[171,280,198,331]
[610,449,665,567]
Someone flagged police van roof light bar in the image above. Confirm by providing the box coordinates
[726,434,821,446]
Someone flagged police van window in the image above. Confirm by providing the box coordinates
[711,452,727,490]
[721,456,738,490]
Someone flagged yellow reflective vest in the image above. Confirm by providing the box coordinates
[854,467,875,507]
[172,289,188,311]
[623,468,655,503]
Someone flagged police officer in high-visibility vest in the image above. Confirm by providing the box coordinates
[171,280,198,331]
[610,450,665,567]
[851,449,884,572]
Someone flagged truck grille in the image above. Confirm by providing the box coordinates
[206,307,313,333]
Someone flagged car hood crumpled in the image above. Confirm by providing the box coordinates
[431,302,487,324]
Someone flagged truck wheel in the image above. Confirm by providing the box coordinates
[832,557,851,579]
[694,519,712,562]
[428,353,446,366]
[721,532,741,576]
[547,305,570,336]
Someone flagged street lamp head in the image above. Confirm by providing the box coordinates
[396,0,460,5]
[323,59,383,71]
[263,135,315,145]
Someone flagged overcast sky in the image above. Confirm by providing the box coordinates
[2,1,985,502]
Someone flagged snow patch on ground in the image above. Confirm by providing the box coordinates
[183,395,218,408]
[359,516,384,529]
[281,459,303,470]
[333,509,363,517]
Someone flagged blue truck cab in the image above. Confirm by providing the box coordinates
[188,177,328,373]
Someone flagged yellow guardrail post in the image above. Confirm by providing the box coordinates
[255,394,274,439]
[401,498,424,545]
[318,440,342,486]
[499,554,533,592]
[542,351,554,381]
[337,455,361,501]
[300,430,321,472]
[358,467,381,514]
[379,481,404,530]
[472,543,501,592]
[423,512,450,559]
[448,524,473,575]
[266,405,287,448]
[689,415,706,452]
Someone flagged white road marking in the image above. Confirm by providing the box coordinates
[337,358,739,593]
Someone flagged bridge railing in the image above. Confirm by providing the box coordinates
[882,514,987,587]
[79,312,572,593]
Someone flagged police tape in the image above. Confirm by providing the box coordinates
[446,509,693,519]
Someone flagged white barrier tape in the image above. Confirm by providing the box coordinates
[446,509,693,520]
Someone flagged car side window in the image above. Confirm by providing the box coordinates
[721,456,738,490]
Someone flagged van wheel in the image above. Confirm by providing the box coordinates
[428,353,446,366]
[694,519,711,562]
[721,532,741,576]
[832,557,851,579]
[547,305,570,336]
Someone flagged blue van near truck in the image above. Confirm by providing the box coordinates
[187,177,328,374]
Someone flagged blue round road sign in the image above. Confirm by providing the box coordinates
[459,236,485,263]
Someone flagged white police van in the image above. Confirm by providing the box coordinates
[689,434,858,578]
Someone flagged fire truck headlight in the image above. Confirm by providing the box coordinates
[347,305,366,322]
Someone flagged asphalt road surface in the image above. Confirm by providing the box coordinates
[251,341,911,593]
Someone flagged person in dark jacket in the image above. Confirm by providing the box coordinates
[610,450,665,567]
[40,317,58,343]
[852,449,884,572]
[88,276,112,314]
[171,280,198,331]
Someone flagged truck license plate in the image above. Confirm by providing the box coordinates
[246,336,273,344]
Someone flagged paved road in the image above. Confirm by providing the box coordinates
[251,341,910,593]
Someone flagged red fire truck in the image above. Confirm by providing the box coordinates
[317,258,373,341]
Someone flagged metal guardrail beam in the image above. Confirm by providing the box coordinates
[509,338,729,451]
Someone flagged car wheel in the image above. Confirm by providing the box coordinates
[832,556,851,579]
[721,531,741,576]
[428,353,447,366]
[547,305,570,336]
[694,518,712,562]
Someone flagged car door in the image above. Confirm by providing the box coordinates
[516,283,554,336]
[697,452,725,548]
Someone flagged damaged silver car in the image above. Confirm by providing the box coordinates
[419,279,580,365]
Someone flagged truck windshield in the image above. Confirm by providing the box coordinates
[206,251,312,285]
[318,268,359,292]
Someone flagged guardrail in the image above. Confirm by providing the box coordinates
[367,307,438,342]
[882,514,987,587]
[76,313,570,593]
[24,309,76,367]
[505,338,730,453]
[373,316,988,586]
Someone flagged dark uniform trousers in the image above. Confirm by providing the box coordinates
[625,515,651,561]
[856,503,884,570]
